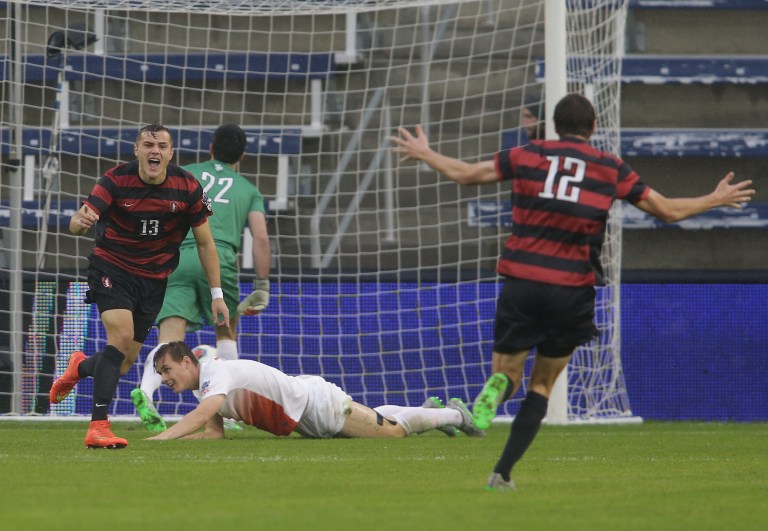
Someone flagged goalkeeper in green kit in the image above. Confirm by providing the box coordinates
[132,124,271,431]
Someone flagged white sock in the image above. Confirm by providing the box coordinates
[373,405,461,435]
[215,339,238,360]
[139,343,167,401]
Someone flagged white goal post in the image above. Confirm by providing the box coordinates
[0,0,638,425]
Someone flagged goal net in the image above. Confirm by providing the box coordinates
[0,0,635,423]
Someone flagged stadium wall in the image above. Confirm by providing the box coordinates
[621,282,767,422]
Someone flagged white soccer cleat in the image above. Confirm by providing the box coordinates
[446,398,485,437]
[485,472,516,492]
[421,396,460,437]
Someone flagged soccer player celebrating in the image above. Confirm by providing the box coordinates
[392,93,755,490]
[50,124,229,449]
[146,341,484,440]
[131,124,271,432]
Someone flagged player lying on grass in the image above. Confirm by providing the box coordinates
[146,341,484,440]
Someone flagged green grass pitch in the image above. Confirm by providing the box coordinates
[1,420,766,530]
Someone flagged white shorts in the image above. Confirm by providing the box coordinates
[293,375,353,439]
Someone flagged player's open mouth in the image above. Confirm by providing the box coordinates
[148,158,161,170]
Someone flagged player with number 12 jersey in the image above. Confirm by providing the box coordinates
[495,138,648,287]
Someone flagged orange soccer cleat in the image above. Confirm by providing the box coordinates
[85,419,128,449]
[49,351,87,404]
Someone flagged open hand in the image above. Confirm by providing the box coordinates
[390,125,431,163]
[715,172,755,208]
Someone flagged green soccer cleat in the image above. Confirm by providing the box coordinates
[485,472,516,492]
[472,373,509,430]
[421,396,460,437]
[446,398,485,437]
[131,388,167,432]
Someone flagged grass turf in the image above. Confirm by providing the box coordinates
[0,420,766,530]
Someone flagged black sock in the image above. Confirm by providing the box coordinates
[91,345,125,422]
[78,352,98,378]
[493,391,548,481]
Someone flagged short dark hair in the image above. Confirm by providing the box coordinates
[553,93,596,138]
[154,341,198,373]
[136,123,173,145]
[211,124,247,164]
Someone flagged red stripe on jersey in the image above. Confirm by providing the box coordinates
[91,251,175,278]
[237,390,298,436]
[82,162,210,279]
[497,259,595,287]
[576,188,614,211]
[505,234,590,263]
[494,139,650,287]
[85,189,112,216]
[585,160,624,184]
[513,206,603,235]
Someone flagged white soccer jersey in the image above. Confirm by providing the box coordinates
[193,358,352,438]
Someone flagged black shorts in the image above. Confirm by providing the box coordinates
[84,261,167,343]
[494,277,598,358]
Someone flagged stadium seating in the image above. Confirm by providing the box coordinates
[1,51,336,211]
[502,127,768,158]
[527,53,768,157]
[488,2,767,231]
[467,199,768,230]
[628,0,767,8]
[0,199,79,229]
[0,125,302,158]
[1,52,335,83]
[536,55,768,85]
[495,1,768,232]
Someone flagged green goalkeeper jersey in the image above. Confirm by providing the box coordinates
[180,159,265,253]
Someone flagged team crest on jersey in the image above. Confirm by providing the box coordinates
[214,163,223,171]
[170,201,178,213]
[202,192,212,212]
[101,276,112,289]
[200,380,211,396]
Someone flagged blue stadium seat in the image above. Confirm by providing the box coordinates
[0,52,336,83]
[0,52,336,212]
[621,55,768,85]
[0,125,302,158]
[466,199,768,230]
[0,199,79,229]
[501,128,768,157]
[628,0,768,9]
[535,55,768,85]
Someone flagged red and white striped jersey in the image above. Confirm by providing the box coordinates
[83,160,211,279]
[494,137,650,287]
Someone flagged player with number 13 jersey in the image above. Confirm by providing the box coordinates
[85,159,212,280]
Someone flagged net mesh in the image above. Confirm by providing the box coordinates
[0,0,634,422]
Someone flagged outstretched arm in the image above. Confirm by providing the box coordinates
[635,172,755,223]
[192,220,230,327]
[391,125,497,186]
[146,394,226,440]
[248,211,271,282]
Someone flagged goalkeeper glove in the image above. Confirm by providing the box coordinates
[237,279,270,315]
